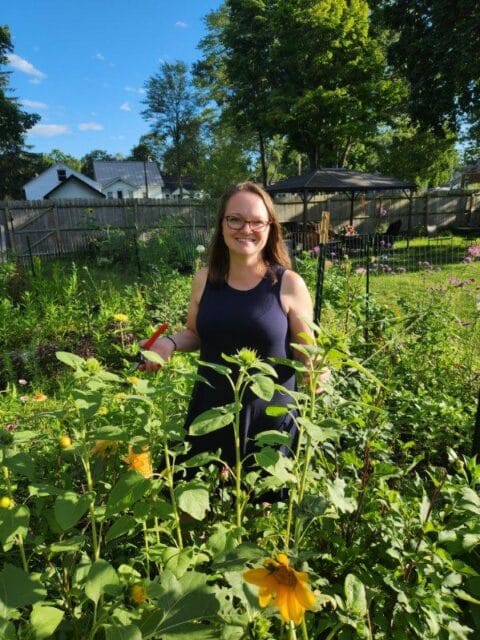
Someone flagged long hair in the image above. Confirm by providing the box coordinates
[207,182,291,285]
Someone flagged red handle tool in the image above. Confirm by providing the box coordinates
[143,322,169,349]
[136,322,168,367]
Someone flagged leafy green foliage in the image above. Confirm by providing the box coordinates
[0,254,479,638]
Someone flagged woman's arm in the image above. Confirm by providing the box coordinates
[280,270,314,365]
[281,270,331,390]
[140,268,208,370]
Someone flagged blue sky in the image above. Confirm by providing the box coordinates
[3,0,222,159]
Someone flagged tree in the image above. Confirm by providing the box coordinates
[0,25,40,198]
[44,149,81,172]
[128,134,164,164]
[196,1,406,175]
[80,149,115,178]
[195,2,276,185]
[142,61,203,196]
[379,0,479,148]
[266,0,406,169]
[373,120,460,188]
[191,120,253,197]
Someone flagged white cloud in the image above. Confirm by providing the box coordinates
[78,122,104,131]
[7,53,46,81]
[22,99,48,110]
[94,53,106,61]
[175,21,187,28]
[120,102,131,112]
[30,124,70,137]
[125,85,145,95]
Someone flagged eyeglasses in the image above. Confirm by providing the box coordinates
[224,216,271,232]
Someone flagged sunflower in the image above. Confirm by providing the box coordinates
[243,553,317,625]
[130,583,148,605]
[113,313,129,323]
[91,439,119,459]
[123,446,153,478]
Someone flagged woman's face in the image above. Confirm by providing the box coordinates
[221,191,271,259]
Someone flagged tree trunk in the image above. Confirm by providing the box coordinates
[258,131,267,186]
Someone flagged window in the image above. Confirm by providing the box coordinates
[57,169,67,181]
[117,190,123,199]
[107,191,113,199]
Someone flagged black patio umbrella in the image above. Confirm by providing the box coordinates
[266,168,416,243]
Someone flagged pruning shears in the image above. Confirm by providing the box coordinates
[135,322,168,368]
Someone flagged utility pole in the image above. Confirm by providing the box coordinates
[143,160,149,198]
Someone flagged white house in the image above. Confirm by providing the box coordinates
[23,163,104,200]
[93,161,164,199]
[44,175,105,200]
[162,175,203,199]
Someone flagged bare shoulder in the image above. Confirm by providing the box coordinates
[280,268,312,318]
[281,269,310,295]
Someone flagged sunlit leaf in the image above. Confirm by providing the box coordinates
[189,405,235,436]
[30,604,64,639]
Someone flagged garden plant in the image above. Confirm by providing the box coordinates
[0,242,479,639]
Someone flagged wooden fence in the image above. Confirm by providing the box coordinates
[0,190,479,261]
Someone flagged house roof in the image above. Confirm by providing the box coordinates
[102,177,137,190]
[23,162,102,191]
[93,161,163,189]
[162,175,195,192]
[266,168,416,195]
[44,175,106,199]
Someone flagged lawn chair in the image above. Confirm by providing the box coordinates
[373,219,402,253]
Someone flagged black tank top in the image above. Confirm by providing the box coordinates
[184,266,298,465]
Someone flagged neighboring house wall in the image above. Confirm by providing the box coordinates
[94,161,164,199]
[24,163,103,200]
[104,179,137,199]
[46,179,105,200]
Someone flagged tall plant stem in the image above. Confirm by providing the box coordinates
[293,380,318,548]
[285,421,304,548]
[288,621,298,640]
[83,456,100,560]
[163,441,183,549]
[233,383,243,538]
[300,619,309,640]
[143,520,151,577]
[2,462,28,572]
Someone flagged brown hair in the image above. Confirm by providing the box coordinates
[207,181,291,285]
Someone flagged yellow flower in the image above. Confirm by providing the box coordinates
[58,435,72,449]
[243,553,317,625]
[91,439,119,459]
[126,376,140,385]
[114,392,127,403]
[96,406,109,416]
[113,313,129,323]
[124,446,153,478]
[33,392,47,402]
[0,496,13,509]
[130,583,147,605]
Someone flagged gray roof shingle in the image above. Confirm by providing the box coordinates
[93,161,163,189]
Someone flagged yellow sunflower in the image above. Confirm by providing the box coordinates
[113,313,129,323]
[130,583,148,605]
[33,392,47,402]
[243,553,317,625]
[91,439,119,459]
[123,446,153,479]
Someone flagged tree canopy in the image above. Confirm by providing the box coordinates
[0,25,40,198]
[142,61,204,195]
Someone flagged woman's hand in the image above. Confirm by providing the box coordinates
[138,337,176,372]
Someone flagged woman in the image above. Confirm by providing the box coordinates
[142,182,313,468]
